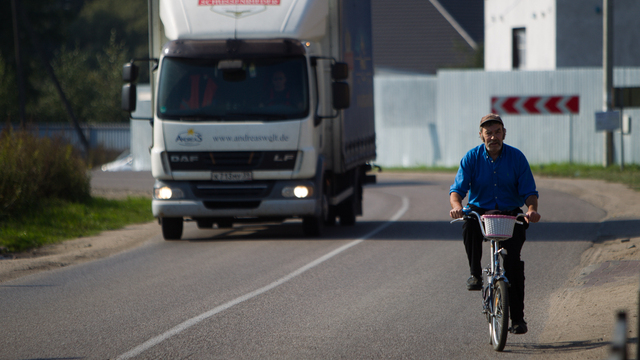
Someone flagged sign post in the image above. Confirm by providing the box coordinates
[613,87,639,171]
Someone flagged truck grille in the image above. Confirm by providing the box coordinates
[168,151,297,171]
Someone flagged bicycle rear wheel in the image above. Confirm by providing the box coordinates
[490,280,509,351]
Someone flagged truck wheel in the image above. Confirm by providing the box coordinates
[303,188,328,237]
[339,195,357,226]
[339,173,362,226]
[161,217,183,240]
[325,206,337,226]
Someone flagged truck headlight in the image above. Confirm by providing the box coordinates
[154,186,184,200]
[281,185,313,199]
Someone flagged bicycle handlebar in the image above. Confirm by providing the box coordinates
[450,211,528,240]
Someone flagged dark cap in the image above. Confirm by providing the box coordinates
[480,113,504,127]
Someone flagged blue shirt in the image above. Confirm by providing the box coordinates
[449,143,539,211]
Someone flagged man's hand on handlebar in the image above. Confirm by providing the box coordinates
[450,207,464,219]
[449,192,465,219]
[525,210,541,223]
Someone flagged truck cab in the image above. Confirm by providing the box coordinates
[122,0,375,239]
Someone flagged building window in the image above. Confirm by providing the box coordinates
[512,28,526,69]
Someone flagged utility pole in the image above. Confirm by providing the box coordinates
[602,0,614,167]
[10,0,26,128]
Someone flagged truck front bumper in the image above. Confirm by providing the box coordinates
[152,198,316,218]
[151,178,319,219]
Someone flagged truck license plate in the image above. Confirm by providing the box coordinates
[211,172,252,182]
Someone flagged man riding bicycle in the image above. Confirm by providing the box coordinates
[449,113,541,335]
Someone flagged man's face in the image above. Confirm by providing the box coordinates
[480,122,505,154]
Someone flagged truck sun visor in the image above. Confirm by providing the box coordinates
[162,39,306,59]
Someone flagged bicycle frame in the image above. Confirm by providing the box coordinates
[451,210,527,351]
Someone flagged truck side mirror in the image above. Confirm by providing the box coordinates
[332,62,349,80]
[122,62,139,82]
[332,82,350,110]
[122,83,137,112]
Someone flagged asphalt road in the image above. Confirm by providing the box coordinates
[0,172,622,359]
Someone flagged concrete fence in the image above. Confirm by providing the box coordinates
[375,67,640,168]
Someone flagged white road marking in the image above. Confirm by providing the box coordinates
[116,196,410,359]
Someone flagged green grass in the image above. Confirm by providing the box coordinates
[380,163,640,192]
[530,163,640,192]
[0,196,153,253]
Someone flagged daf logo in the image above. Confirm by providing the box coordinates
[274,154,295,162]
[171,155,199,163]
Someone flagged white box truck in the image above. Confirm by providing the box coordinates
[122,0,376,239]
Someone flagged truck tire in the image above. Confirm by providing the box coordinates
[325,206,337,226]
[161,217,183,240]
[339,194,357,226]
[339,171,362,226]
[302,179,329,237]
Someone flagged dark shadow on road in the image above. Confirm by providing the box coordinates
[505,336,637,355]
[504,338,609,354]
[182,218,640,243]
[366,180,437,188]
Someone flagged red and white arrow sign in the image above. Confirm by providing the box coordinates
[491,96,579,115]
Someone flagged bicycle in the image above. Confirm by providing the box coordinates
[451,210,527,351]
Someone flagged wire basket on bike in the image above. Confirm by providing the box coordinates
[481,215,517,240]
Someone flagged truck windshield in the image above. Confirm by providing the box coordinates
[157,56,309,121]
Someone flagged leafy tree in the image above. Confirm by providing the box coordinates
[0,0,85,120]
[33,31,129,123]
[0,0,147,124]
[68,0,148,60]
[0,55,19,122]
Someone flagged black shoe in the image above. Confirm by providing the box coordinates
[466,275,482,291]
[511,320,528,334]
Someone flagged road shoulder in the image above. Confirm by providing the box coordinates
[0,221,160,283]
[533,177,640,360]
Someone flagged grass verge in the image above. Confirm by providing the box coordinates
[380,163,640,192]
[530,163,640,192]
[0,196,153,254]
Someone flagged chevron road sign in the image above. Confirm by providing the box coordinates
[491,96,580,115]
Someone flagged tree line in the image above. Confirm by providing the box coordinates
[0,0,148,125]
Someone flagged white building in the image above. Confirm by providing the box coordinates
[485,0,640,71]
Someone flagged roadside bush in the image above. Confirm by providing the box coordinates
[0,128,90,220]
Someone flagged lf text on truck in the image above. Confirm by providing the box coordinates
[122,0,377,240]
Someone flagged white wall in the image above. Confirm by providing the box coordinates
[485,0,556,71]
[486,0,640,71]
[373,73,438,167]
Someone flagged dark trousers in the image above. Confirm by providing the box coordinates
[462,211,527,322]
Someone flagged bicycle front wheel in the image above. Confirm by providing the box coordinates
[490,280,509,351]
